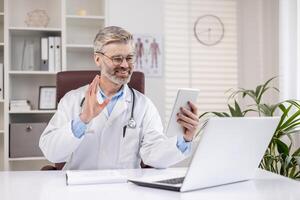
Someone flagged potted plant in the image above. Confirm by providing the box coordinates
[198,77,300,180]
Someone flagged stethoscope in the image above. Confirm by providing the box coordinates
[80,87,137,137]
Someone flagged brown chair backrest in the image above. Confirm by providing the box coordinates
[57,70,145,103]
[52,71,145,170]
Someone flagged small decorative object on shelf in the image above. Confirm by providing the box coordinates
[24,9,50,27]
[38,86,57,110]
[77,9,87,16]
[10,100,32,111]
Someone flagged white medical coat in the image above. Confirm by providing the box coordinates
[39,84,189,170]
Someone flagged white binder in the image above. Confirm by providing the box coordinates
[54,36,61,72]
[41,37,48,71]
[0,63,3,99]
[48,36,55,72]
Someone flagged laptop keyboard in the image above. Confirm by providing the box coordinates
[156,177,185,185]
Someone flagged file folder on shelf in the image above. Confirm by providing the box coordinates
[40,37,48,71]
[0,63,3,99]
[54,36,61,72]
[48,36,55,72]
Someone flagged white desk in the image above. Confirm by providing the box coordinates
[0,168,299,200]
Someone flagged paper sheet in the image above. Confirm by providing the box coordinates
[66,170,128,185]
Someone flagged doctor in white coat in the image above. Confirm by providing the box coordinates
[39,26,200,170]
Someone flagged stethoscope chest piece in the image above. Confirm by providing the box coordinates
[127,117,136,129]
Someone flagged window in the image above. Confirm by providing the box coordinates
[164,0,238,122]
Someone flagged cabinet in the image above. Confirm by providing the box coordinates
[1,0,107,170]
[0,0,4,171]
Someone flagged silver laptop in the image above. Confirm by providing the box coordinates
[129,117,280,192]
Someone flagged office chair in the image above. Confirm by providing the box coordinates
[41,70,150,170]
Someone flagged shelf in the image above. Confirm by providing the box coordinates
[66,44,93,49]
[0,12,4,16]
[0,130,4,134]
[66,15,105,20]
[0,99,4,103]
[0,42,3,46]
[9,157,46,161]
[9,71,57,75]
[9,27,61,32]
[9,110,56,114]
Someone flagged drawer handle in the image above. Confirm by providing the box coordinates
[26,125,32,132]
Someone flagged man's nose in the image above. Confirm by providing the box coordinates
[120,58,129,68]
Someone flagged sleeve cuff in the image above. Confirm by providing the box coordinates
[176,135,192,154]
[71,116,87,139]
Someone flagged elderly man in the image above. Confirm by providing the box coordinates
[39,26,199,170]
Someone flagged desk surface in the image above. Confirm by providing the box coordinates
[0,168,299,200]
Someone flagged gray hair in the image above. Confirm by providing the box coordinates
[93,26,134,53]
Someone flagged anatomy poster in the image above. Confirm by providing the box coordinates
[133,35,162,77]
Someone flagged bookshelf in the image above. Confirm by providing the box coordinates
[0,0,4,171]
[0,0,107,170]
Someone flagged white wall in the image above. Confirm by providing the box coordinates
[107,0,280,122]
[237,0,279,105]
[279,0,300,100]
[107,0,166,122]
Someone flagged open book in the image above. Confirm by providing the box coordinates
[66,170,128,185]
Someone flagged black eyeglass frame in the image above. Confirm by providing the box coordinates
[95,51,136,66]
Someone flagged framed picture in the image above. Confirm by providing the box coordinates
[133,34,163,77]
[38,86,57,110]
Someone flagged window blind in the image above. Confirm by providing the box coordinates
[164,0,238,123]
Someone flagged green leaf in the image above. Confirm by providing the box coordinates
[280,109,300,130]
[292,147,300,157]
[272,87,280,92]
[289,166,297,178]
[284,129,300,135]
[228,104,235,116]
[258,104,275,116]
[212,112,229,117]
[242,109,256,115]
[222,112,231,117]
[198,112,211,119]
[228,104,241,117]
[257,77,278,103]
[235,89,257,103]
[199,111,231,119]
[255,85,263,99]
[282,121,300,133]
[275,139,289,155]
[285,100,300,109]
[234,101,243,115]
[294,171,300,179]
[276,104,292,129]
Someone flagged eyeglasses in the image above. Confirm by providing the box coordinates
[96,52,135,66]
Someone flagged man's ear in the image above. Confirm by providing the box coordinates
[94,53,102,67]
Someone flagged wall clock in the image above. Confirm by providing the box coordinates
[193,14,225,46]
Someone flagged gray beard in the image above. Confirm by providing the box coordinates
[101,68,132,85]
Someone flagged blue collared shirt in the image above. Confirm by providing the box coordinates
[99,87,124,115]
[71,88,191,154]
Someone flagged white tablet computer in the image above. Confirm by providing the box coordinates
[165,88,200,137]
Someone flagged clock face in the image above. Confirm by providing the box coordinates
[193,14,225,46]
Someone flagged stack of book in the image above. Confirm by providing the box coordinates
[10,100,31,111]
